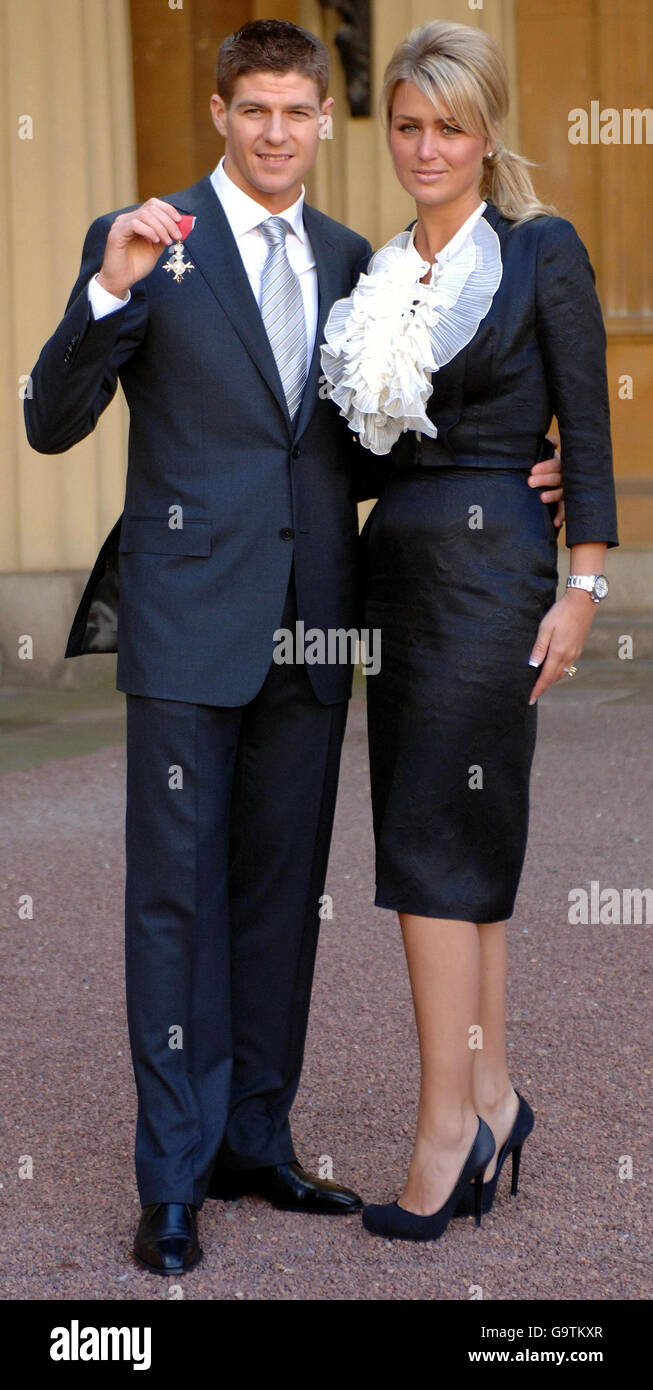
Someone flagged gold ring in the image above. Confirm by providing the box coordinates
[563,664,578,677]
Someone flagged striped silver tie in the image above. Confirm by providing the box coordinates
[259,216,308,421]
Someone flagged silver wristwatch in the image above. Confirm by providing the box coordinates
[566,573,609,603]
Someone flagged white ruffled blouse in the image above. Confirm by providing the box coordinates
[319,201,503,455]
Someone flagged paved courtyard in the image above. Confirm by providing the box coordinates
[0,660,651,1300]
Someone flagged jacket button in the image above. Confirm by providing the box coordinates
[279,527,294,540]
[291,446,300,458]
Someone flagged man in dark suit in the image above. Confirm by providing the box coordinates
[24,19,562,1274]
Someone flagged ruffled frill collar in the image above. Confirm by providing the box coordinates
[320,205,503,455]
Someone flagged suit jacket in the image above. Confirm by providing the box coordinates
[389,201,619,550]
[24,173,376,706]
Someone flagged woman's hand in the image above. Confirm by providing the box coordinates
[528,589,597,703]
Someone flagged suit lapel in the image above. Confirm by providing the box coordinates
[164,176,344,444]
[425,200,507,444]
[169,174,293,433]
[482,200,504,233]
[292,204,340,443]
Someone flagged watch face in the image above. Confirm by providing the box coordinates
[594,575,609,599]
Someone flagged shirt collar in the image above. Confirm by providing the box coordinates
[409,200,487,267]
[211,156,307,242]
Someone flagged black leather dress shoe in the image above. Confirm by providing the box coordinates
[206,1161,362,1213]
[133,1202,202,1274]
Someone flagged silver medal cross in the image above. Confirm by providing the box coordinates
[162,240,195,284]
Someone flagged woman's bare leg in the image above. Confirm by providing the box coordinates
[397,913,481,1215]
[472,919,520,1179]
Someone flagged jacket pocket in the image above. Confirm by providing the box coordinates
[118,516,212,555]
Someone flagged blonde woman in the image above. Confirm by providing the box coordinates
[321,20,618,1241]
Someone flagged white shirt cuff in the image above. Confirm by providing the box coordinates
[88,273,131,319]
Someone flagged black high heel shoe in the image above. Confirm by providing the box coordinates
[361,1116,495,1241]
[452,1090,534,1219]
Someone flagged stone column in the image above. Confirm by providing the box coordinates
[1,0,137,686]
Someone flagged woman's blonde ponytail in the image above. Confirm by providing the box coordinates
[480,145,557,223]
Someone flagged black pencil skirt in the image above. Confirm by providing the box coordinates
[361,465,560,923]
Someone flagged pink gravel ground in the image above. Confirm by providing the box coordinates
[0,666,651,1301]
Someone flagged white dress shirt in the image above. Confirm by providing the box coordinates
[87,156,318,376]
[408,200,487,268]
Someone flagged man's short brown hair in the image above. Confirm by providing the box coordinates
[216,18,330,106]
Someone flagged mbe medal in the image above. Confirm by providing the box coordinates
[162,213,196,283]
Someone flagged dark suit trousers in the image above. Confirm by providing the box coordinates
[123,565,349,1206]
